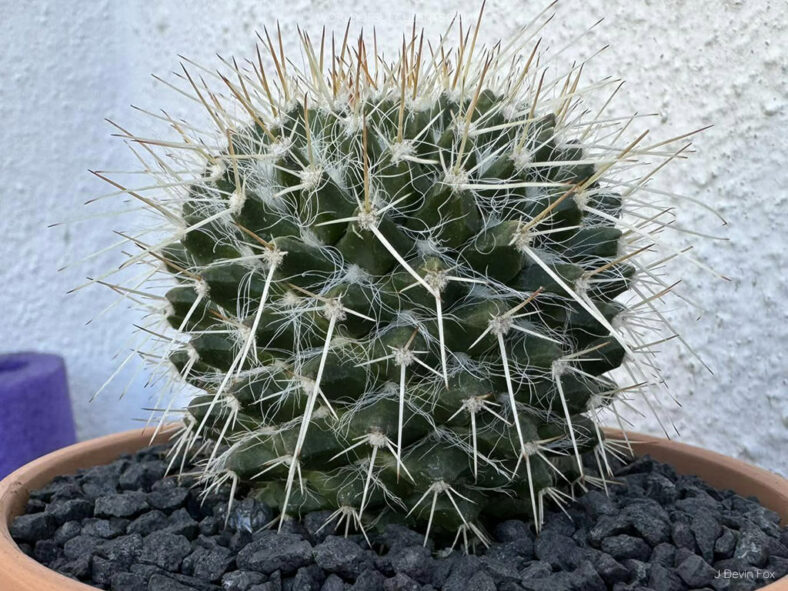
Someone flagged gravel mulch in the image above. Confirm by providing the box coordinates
[10,444,788,591]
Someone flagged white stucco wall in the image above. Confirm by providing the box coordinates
[1,1,786,475]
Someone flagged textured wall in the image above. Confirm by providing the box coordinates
[1,0,786,475]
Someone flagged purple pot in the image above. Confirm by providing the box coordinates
[0,352,76,478]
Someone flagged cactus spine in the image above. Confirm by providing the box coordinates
[94,9,703,546]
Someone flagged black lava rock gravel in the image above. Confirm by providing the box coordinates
[10,445,787,590]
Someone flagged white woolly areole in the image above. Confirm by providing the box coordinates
[262,246,286,269]
[322,298,347,321]
[552,358,570,377]
[357,208,379,230]
[330,88,351,111]
[380,381,399,396]
[280,291,301,308]
[462,396,486,414]
[367,430,388,448]
[511,148,533,172]
[573,189,589,210]
[233,323,253,347]
[300,376,315,394]
[171,224,188,242]
[299,165,323,191]
[452,117,478,138]
[415,238,440,257]
[443,168,469,192]
[587,394,605,411]
[443,87,461,103]
[393,347,416,367]
[408,94,434,113]
[186,344,200,364]
[300,228,323,248]
[223,394,241,414]
[611,309,631,330]
[268,137,292,159]
[489,314,514,336]
[344,264,369,284]
[574,274,590,299]
[617,234,629,259]
[511,223,535,252]
[195,279,211,299]
[425,271,449,293]
[228,188,246,215]
[430,480,451,493]
[521,441,539,457]
[206,160,226,181]
[389,140,416,165]
[341,113,362,136]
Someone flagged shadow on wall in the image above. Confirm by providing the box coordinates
[0,353,76,479]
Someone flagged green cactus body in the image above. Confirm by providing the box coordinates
[99,11,699,547]
[166,94,625,536]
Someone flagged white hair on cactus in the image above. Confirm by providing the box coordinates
[80,2,719,548]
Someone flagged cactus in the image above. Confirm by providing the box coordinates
[93,9,705,546]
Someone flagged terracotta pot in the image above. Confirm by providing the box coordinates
[0,426,786,590]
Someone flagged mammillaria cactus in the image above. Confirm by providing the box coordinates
[93,8,705,546]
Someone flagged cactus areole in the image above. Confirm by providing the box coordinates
[98,10,701,546]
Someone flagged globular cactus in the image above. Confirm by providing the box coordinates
[95,9,701,546]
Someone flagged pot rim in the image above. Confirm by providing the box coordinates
[0,425,785,591]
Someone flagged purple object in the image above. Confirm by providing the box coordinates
[0,352,76,478]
